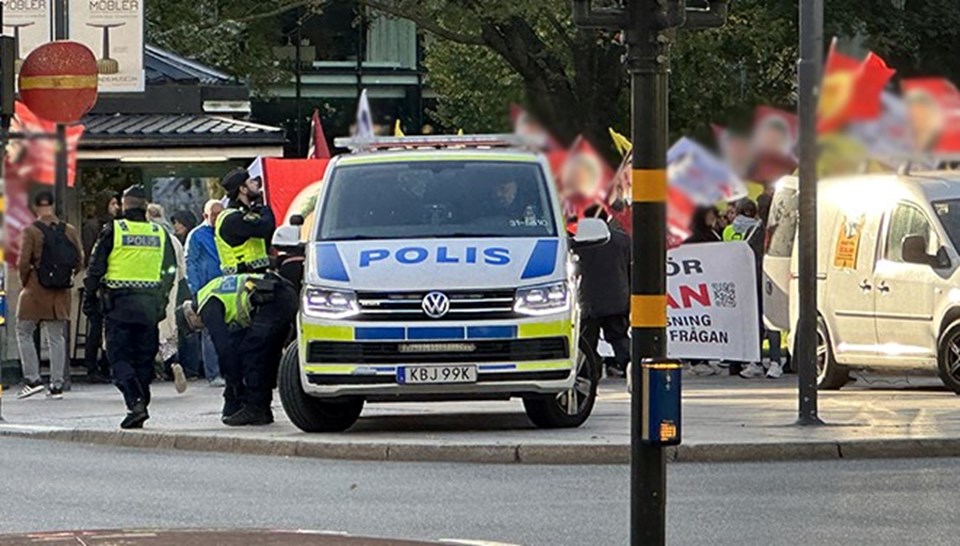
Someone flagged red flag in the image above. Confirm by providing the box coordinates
[818,39,895,134]
[307,108,330,159]
[901,78,960,153]
[7,101,83,186]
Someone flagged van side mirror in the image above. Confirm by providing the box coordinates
[572,218,611,249]
[902,235,939,267]
[290,214,305,227]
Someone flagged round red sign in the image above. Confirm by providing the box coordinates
[19,41,99,124]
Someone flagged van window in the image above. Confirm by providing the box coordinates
[933,200,960,250]
[765,187,798,258]
[884,203,938,262]
[317,160,557,241]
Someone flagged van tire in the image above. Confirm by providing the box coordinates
[816,318,849,390]
[937,321,960,395]
[279,342,364,432]
[523,340,598,429]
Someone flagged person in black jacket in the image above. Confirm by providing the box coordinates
[684,206,721,244]
[83,185,177,429]
[576,206,631,378]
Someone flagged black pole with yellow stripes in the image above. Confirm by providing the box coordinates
[625,2,670,543]
[573,2,727,544]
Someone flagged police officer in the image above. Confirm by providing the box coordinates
[84,185,176,429]
[215,168,275,275]
[183,272,297,426]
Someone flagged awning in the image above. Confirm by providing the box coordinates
[79,113,287,152]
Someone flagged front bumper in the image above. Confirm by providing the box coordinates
[296,314,576,399]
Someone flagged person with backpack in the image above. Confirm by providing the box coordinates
[16,192,83,399]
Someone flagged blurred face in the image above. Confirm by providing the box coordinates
[705,210,717,228]
[241,178,262,199]
[108,197,119,217]
[206,202,224,226]
[754,120,792,156]
[173,220,187,236]
[495,181,517,208]
[726,204,737,221]
[906,92,942,151]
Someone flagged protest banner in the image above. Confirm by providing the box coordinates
[597,241,760,362]
[665,242,760,361]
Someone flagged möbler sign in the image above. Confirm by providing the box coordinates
[19,41,99,123]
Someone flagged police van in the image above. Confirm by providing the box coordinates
[275,135,611,432]
[763,171,960,393]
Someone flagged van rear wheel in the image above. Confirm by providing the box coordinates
[816,318,849,390]
[523,340,598,429]
[937,322,960,395]
[278,342,364,432]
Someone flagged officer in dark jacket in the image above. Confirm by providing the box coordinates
[575,207,631,378]
[215,168,275,275]
[83,185,177,429]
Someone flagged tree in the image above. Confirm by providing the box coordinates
[361,0,627,155]
[145,0,324,91]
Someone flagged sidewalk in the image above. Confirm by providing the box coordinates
[4,373,960,464]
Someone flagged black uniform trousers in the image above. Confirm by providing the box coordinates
[200,280,298,412]
[199,299,244,415]
[581,315,631,371]
[105,318,159,409]
[238,281,298,409]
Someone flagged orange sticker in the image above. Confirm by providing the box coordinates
[834,214,865,269]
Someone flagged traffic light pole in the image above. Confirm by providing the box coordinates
[573,2,727,545]
[625,4,670,544]
[795,0,824,426]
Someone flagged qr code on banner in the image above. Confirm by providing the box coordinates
[711,282,737,308]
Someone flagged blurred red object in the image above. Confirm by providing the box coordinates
[19,41,98,124]
[818,39,895,134]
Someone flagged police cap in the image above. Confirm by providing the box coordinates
[123,184,147,200]
[220,168,249,195]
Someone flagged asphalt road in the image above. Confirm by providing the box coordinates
[2,438,959,545]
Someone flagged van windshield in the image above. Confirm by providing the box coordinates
[933,199,960,249]
[317,160,557,241]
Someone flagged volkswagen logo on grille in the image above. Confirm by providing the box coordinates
[421,291,450,319]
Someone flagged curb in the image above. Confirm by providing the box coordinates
[4,426,960,464]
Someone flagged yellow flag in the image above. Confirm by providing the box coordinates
[457,128,464,136]
[394,119,405,137]
[608,127,632,157]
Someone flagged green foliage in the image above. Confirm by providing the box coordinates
[423,40,523,133]
[145,0,312,92]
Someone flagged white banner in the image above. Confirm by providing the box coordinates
[665,242,760,362]
[2,0,52,69]
[598,242,760,362]
[69,0,144,92]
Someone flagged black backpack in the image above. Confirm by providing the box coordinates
[34,221,79,289]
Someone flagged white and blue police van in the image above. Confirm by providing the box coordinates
[275,135,610,432]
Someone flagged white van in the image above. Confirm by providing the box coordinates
[764,171,960,392]
[274,135,611,432]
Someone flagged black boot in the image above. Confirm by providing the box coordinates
[222,405,272,427]
[120,399,149,429]
[221,384,243,420]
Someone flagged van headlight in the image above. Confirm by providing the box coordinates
[514,281,570,316]
[303,287,360,319]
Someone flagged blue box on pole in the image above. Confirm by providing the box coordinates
[641,361,682,446]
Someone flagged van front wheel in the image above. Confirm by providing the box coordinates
[278,342,364,432]
[523,341,598,429]
[937,322,960,395]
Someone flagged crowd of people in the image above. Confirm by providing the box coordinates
[14,168,299,429]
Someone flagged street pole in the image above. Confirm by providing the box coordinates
[625,2,669,543]
[795,0,824,426]
[572,2,727,545]
[294,12,303,157]
[53,0,67,218]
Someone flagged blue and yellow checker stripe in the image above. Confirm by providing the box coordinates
[300,320,573,376]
